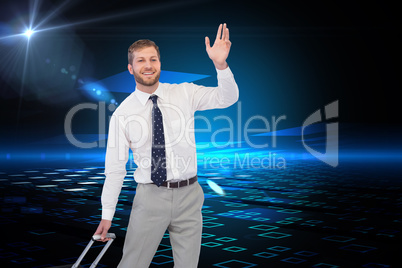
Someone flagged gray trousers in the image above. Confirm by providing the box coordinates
[118,181,204,268]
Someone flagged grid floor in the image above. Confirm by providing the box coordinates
[0,159,400,268]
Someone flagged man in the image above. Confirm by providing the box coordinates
[94,23,239,268]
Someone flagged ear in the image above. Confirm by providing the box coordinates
[128,64,134,75]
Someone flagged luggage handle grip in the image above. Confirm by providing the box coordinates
[72,233,116,268]
[92,233,116,241]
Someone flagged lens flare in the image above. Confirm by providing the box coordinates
[24,29,34,38]
[206,180,225,196]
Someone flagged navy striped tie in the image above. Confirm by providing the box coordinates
[150,95,167,186]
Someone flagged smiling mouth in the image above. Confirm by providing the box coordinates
[142,72,155,76]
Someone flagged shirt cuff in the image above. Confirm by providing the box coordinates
[102,208,115,221]
[216,66,233,79]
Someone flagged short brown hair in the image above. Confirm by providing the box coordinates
[128,39,160,65]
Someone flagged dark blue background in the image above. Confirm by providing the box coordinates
[0,1,401,267]
[1,0,400,140]
[1,0,401,171]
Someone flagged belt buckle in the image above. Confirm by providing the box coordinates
[167,181,172,189]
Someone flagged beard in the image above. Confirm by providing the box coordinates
[133,70,161,87]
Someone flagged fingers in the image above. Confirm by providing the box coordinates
[95,220,112,242]
[215,23,229,41]
[205,36,210,50]
[225,26,229,41]
[94,225,102,236]
[206,23,229,52]
[215,23,223,41]
[101,228,109,242]
[221,23,227,40]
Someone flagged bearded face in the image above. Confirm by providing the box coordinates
[128,46,161,89]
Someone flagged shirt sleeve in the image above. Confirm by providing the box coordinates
[101,112,130,220]
[191,66,239,112]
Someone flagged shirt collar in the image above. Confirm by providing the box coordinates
[134,83,165,106]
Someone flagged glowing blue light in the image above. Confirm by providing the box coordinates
[96,90,101,96]
[24,29,34,39]
[64,188,88,192]
[206,180,225,196]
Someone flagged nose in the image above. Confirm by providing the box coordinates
[144,60,152,68]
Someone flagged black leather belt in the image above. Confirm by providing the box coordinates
[158,175,198,189]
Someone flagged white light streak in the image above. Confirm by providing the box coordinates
[24,29,34,38]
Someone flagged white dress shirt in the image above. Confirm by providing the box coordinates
[101,66,239,220]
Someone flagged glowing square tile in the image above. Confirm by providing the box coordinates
[8,242,29,247]
[235,215,251,219]
[215,237,237,242]
[156,244,171,253]
[0,252,18,258]
[294,250,318,257]
[228,210,244,213]
[258,232,292,239]
[362,263,390,268]
[249,224,279,231]
[253,252,278,258]
[224,203,248,207]
[253,217,270,221]
[340,244,376,253]
[322,235,356,243]
[202,233,215,238]
[203,222,224,228]
[276,220,293,224]
[223,246,247,252]
[277,209,302,214]
[21,246,45,252]
[29,230,56,235]
[245,212,261,215]
[267,246,291,252]
[312,263,339,267]
[202,242,222,247]
[213,259,257,268]
[151,254,173,265]
[281,257,306,264]
[203,216,218,221]
[201,209,214,213]
[10,257,35,264]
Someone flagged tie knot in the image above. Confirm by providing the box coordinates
[149,95,158,104]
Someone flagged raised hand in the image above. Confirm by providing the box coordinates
[205,23,231,70]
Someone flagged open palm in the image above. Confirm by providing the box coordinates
[205,23,231,69]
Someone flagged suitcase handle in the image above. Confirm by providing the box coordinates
[92,233,116,241]
[72,233,116,268]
